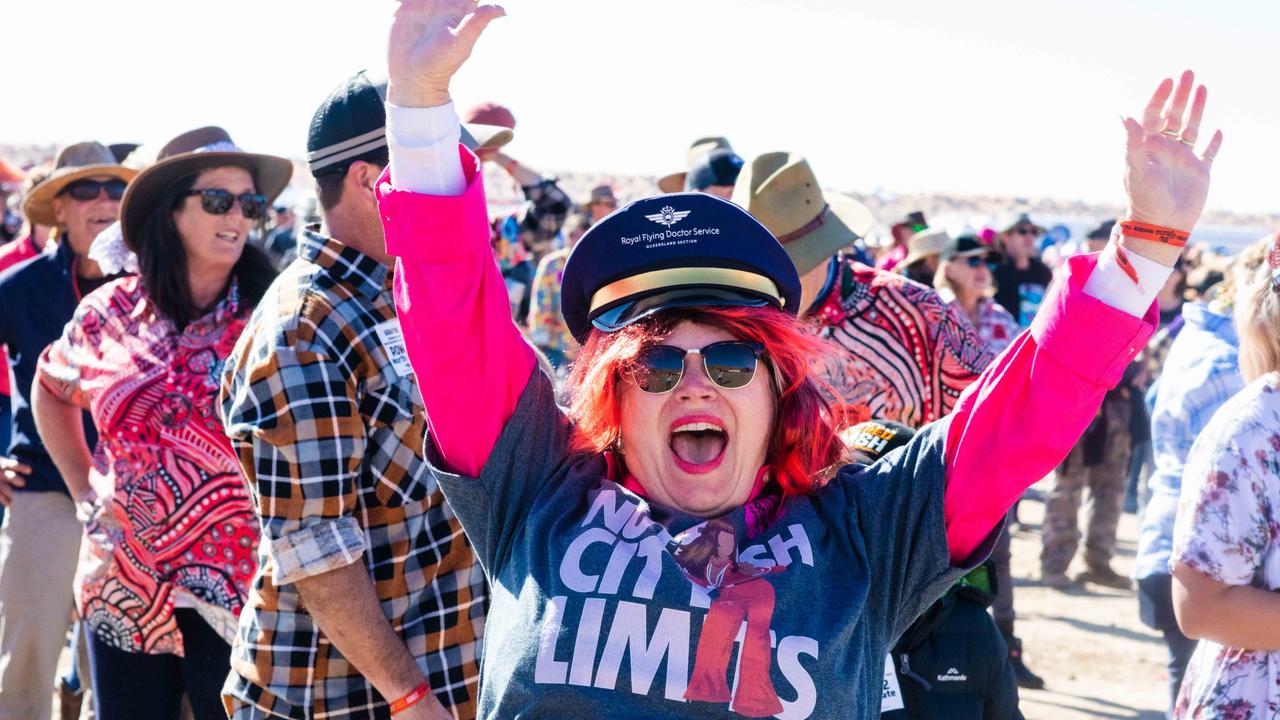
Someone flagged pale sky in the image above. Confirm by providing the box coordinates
[7,0,1279,213]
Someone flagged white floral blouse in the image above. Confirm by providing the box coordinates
[1171,372,1280,718]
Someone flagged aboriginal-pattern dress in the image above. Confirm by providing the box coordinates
[37,275,258,655]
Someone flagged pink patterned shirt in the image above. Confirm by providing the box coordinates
[37,275,259,655]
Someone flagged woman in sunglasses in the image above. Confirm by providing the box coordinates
[379,7,1219,718]
[32,126,290,720]
[935,234,1022,355]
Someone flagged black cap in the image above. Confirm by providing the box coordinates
[685,148,745,191]
[561,193,801,342]
[897,210,927,228]
[1087,219,1116,241]
[107,143,139,164]
[845,419,915,463]
[307,71,388,177]
[942,234,1002,262]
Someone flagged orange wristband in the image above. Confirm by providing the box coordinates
[390,681,431,715]
[1118,221,1189,247]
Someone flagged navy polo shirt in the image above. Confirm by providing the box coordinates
[0,241,102,495]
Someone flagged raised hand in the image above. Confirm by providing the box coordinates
[387,0,505,108]
[1122,70,1223,236]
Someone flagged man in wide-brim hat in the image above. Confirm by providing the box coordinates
[0,141,136,720]
[992,212,1053,328]
[733,150,993,429]
[581,183,617,224]
[657,135,733,194]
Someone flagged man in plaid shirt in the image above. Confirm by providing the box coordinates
[219,72,509,720]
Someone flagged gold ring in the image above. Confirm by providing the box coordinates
[1179,138,1195,147]
[1160,130,1180,139]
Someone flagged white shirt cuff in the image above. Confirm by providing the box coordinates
[1081,243,1174,319]
[385,102,467,196]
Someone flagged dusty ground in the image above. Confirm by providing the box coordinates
[1011,482,1169,720]
[53,480,1171,719]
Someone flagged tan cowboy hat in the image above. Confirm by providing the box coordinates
[732,152,876,275]
[900,227,953,269]
[23,142,139,227]
[120,126,293,252]
[657,136,732,194]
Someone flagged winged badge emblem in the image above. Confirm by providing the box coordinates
[645,205,691,227]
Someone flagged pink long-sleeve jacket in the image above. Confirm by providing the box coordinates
[377,148,1156,563]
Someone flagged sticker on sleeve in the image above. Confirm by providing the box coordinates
[881,654,905,711]
[375,319,415,378]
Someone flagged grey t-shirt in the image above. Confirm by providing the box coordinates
[432,371,990,719]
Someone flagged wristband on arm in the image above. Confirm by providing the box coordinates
[1111,221,1187,286]
[390,681,432,715]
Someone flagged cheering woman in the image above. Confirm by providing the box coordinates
[373,3,1221,718]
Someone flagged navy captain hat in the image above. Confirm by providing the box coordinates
[561,192,802,342]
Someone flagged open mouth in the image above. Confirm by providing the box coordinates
[668,418,728,473]
[215,230,242,244]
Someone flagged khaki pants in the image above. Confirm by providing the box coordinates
[1040,395,1132,575]
[0,491,82,720]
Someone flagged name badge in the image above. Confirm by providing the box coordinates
[881,653,905,711]
[374,319,415,378]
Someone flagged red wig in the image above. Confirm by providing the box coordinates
[565,305,849,496]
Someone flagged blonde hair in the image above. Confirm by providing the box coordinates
[1233,233,1280,382]
[933,256,995,302]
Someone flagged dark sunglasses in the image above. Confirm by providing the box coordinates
[59,179,127,202]
[962,255,997,269]
[181,189,267,220]
[631,341,766,394]
[1012,226,1039,236]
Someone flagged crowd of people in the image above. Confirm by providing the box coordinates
[0,3,1275,720]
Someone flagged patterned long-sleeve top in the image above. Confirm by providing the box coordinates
[219,231,487,719]
[527,247,575,365]
[812,258,995,428]
[36,275,259,655]
[1134,302,1242,580]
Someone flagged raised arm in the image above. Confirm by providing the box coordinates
[380,0,535,478]
[942,70,1223,560]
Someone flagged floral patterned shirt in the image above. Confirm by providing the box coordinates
[528,247,575,366]
[37,275,259,656]
[1171,373,1280,718]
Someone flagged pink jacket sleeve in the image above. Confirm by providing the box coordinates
[942,252,1157,561]
[377,145,535,478]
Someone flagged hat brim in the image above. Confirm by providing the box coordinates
[120,151,294,252]
[900,250,938,269]
[591,288,774,336]
[657,172,687,194]
[462,123,514,152]
[1003,223,1046,235]
[782,192,876,276]
[23,165,140,227]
